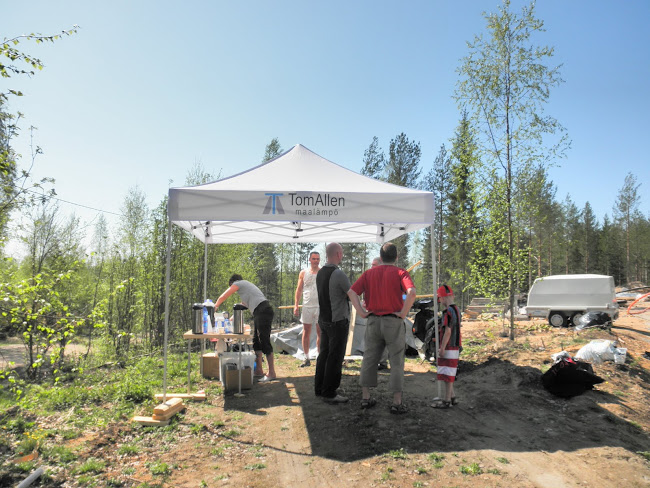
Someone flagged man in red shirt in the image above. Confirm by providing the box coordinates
[348,242,416,414]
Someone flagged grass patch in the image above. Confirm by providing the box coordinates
[637,451,650,462]
[189,423,207,435]
[74,457,106,475]
[223,428,241,437]
[76,474,98,486]
[628,420,643,431]
[210,446,225,457]
[388,448,407,459]
[148,461,171,476]
[496,456,510,464]
[43,445,77,464]
[245,463,266,470]
[60,428,82,440]
[461,338,490,356]
[248,445,265,458]
[117,444,140,455]
[380,466,394,481]
[15,461,36,473]
[460,462,483,475]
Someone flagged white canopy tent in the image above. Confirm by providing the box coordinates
[163,144,440,398]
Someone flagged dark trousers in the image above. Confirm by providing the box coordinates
[315,318,349,398]
[252,301,274,355]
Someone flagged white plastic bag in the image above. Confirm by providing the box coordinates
[614,348,627,365]
[575,340,617,364]
[551,351,571,363]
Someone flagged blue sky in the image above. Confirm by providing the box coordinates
[2,0,649,243]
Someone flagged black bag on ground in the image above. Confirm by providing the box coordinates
[412,299,435,342]
[541,357,604,398]
[412,299,437,360]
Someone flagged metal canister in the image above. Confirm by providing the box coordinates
[192,303,203,334]
[233,304,248,334]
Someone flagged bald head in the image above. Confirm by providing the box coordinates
[325,242,343,265]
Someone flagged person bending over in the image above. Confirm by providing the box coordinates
[215,274,277,382]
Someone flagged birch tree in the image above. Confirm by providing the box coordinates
[455,0,569,339]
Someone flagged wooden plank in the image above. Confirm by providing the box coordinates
[152,401,186,421]
[154,391,206,401]
[345,302,356,356]
[132,416,171,426]
[153,397,184,415]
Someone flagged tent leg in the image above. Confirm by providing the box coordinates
[431,224,441,400]
[163,219,173,403]
[203,240,208,302]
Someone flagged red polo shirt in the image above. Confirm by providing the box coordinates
[351,265,414,315]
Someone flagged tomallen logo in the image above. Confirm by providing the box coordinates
[263,193,285,215]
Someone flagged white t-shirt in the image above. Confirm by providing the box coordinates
[302,268,319,308]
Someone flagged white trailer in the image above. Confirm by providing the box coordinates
[525,274,619,327]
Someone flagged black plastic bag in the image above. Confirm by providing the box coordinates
[542,357,604,398]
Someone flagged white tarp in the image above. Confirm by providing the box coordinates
[168,144,434,243]
[270,317,423,360]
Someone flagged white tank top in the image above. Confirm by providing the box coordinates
[302,269,319,308]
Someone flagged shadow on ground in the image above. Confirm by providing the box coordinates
[224,357,650,462]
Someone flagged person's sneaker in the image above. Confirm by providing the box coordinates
[377,362,389,370]
[300,358,311,367]
[323,394,349,404]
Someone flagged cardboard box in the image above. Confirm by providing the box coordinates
[202,353,220,379]
[223,367,253,391]
[218,351,255,381]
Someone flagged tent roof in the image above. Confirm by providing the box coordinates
[168,144,434,243]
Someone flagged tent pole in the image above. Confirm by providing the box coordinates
[204,239,208,301]
[431,224,441,400]
[162,218,173,403]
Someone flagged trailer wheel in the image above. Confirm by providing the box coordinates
[571,312,585,327]
[549,311,567,327]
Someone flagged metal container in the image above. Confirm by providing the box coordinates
[233,304,248,334]
[192,303,203,334]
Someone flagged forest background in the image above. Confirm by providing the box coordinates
[0,1,648,385]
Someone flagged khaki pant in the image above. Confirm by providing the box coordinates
[360,315,405,392]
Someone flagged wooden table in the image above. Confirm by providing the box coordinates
[183,331,253,394]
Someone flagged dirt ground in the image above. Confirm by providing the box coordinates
[57,307,648,488]
[0,340,87,370]
[5,308,650,487]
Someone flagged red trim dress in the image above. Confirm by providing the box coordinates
[437,304,462,383]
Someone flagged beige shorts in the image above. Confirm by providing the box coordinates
[301,307,319,325]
